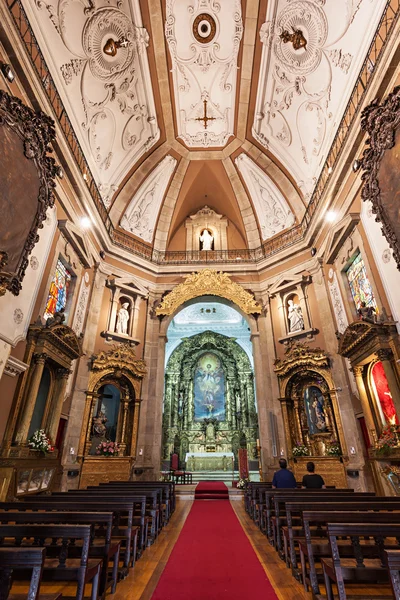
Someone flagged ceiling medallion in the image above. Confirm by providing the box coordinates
[192,13,216,44]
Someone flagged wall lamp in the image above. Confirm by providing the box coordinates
[0,63,15,83]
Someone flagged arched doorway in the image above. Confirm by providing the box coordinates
[162,298,259,473]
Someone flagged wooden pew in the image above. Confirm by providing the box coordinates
[269,491,366,552]
[322,523,400,600]
[3,500,138,573]
[295,505,400,594]
[0,511,119,598]
[262,489,355,544]
[97,482,175,524]
[385,549,400,599]
[53,489,159,543]
[0,524,101,600]
[0,547,62,600]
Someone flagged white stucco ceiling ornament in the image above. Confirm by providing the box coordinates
[165,0,243,148]
[253,0,387,197]
[235,153,295,241]
[24,0,160,206]
[120,155,177,243]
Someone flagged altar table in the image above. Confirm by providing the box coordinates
[185,452,234,471]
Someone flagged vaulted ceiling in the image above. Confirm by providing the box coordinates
[22,0,387,252]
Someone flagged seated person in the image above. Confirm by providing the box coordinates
[272,458,297,489]
[301,461,325,489]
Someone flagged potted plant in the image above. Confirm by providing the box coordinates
[292,441,309,457]
[236,477,250,489]
[95,440,120,457]
[28,429,53,454]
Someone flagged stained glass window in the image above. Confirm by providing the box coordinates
[44,258,72,320]
[345,252,376,310]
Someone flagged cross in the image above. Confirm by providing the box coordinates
[195,99,216,130]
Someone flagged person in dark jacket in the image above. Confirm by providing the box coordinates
[272,458,297,488]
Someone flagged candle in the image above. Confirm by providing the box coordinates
[256,438,260,447]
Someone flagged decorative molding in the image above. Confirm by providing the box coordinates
[185,205,228,252]
[337,320,398,362]
[328,272,348,334]
[58,221,92,268]
[0,91,57,296]
[324,213,360,264]
[120,155,177,243]
[165,0,243,147]
[4,356,29,378]
[72,274,90,337]
[27,0,160,203]
[253,0,387,196]
[90,343,147,380]
[235,153,295,240]
[274,341,329,378]
[361,86,400,270]
[156,270,262,316]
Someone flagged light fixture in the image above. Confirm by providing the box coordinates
[325,210,336,223]
[80,216,91,229]
[83,172,88,182]
[327,165,333,174]
[56,165,63,179]
[310,247,317,257]
[99,250,106,260]
[352,158,362,172]
[0,63,15,83]
[103,37,128,57]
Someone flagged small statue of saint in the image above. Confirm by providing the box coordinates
[199,229,213,251]
[46,308,66,327]
[92,410,107,438]
[288,299,304,332]
[358,301,376,323]
[116,302,130,335]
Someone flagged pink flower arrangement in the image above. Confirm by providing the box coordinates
[95,440,120,457]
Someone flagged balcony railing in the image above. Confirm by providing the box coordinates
[6,0,400,266]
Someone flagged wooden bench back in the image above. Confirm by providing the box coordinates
[0,547,46,600]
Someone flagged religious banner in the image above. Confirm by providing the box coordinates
[370,361,399,425]
[238,448,249,479]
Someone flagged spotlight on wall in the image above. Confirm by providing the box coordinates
[325,210,337,223]
[99,250,106,260]
[80,216,91,229]
[327,165,333,174]
[310,247,317,257]
[0,63,15,83]
[352,158,362,172]
[56,165,63,179]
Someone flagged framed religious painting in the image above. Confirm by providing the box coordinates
[303,385,329,435]
[361,86,400,271]
[0,91,57,296]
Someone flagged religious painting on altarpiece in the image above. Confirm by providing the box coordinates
[304,385,329,435]
[194,353,225,421]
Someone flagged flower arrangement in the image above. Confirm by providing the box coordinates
[376,425,400,455]
[95,440,120,457]
[28,429,53,454]
[292,441,309,457]
[325,440,342,456]
[237,477,250,489]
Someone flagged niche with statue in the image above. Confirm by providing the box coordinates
[101,276,147,345]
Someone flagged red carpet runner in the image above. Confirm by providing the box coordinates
[194,480,229,500]
[151,499,278,600]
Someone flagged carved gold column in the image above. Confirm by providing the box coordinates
[280,398,293,455]
[47,367,71,444]
[293,398,304,444]
[130,400,141,458]
[118,394,129,456]
[82,392,98,456]
[351,365,376,444]
[377,349,400,419]
[15,353,47,444]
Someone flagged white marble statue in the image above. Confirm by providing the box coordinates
[288,299,304,332]
[116,302,130,335]
[199,229,213,251]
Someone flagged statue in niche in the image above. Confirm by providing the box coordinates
[205,421,216,450]
[92,411,108,438]
[199,229,214,251]
[304,386,328,434]
[116,302,130,335]
[287,299,304,332]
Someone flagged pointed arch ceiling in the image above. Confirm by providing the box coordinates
[18,0,390,255]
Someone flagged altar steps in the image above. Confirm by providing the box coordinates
[189,470,260,484]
